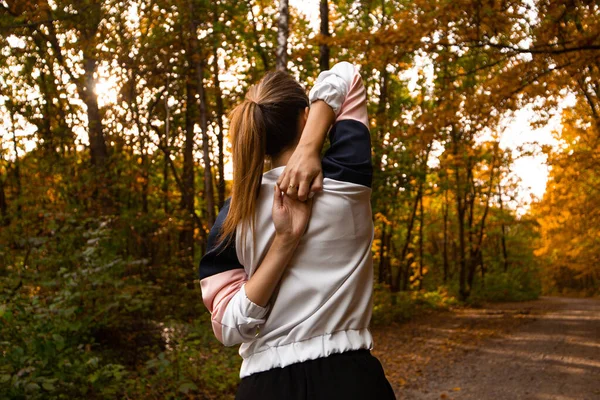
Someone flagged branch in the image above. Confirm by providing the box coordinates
[447,40,600,55]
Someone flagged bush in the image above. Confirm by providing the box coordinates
[126,318,240,399]
[0,292,129,399]
[371,284,459,326]
[0,217,151,399]
[471,269,541,303]
[1,215,242,399]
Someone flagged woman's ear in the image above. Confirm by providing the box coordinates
[297,106,310,135]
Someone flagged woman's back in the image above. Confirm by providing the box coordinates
[235,166,374,376]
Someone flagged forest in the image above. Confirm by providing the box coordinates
[0,0,599,398]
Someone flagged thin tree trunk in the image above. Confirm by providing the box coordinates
[197,60,216,228]
[480,249,485,284]
[451,128,468,300]
[384,225,393,286]
[466,168,476,295]
[0,152,8,225]
[36,65,55,155]
[319,0,330,72]
[212,35,226,209]
[456,186,467,300]
[378,222,387,284]
[276,0,289,71]
[468,150,496,291]
[163,87,171,215]
[443,184,449,282]
[181,79,196,257]
[131,68,149,216]
[418,192,425,290]
[394,186,422,292]
[374,69,388,171]
[498,182,509,272]
[9,110,22,218]
[417,144,431,291]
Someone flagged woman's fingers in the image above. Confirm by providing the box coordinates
[285,171,299,199]
[279,171,298,199]
[276,169,287,189]
[309,171,324,197]
[273,184,283,208]
[278,167,322,202]
[297,179,310,201]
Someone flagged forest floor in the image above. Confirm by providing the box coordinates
[371,297,600,400]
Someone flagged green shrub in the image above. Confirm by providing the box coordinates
[471,269,541,303]
[371,284,459,326]
[126,318,240,399]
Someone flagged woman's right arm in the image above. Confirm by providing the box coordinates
[278,61,372,196]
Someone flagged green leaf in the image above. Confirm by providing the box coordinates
[25,382,40,392]
[42,382,56,391]
[178,382,198,394]
[0,304,12,322]
[52,334,65,351]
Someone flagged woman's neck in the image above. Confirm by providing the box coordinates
[271,147,295,169]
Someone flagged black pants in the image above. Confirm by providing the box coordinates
[236,350,396,400]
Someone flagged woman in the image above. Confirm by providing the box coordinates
[199,62,395,399]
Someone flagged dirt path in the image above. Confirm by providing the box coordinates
[371,297,600,400]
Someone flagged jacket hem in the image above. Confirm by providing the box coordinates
[239,328,373,378]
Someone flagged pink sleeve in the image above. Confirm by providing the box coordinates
[200,269,247,343]
[200,269,269,345]
[337,70,369,128]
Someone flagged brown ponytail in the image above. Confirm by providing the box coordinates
[219,71,309,244]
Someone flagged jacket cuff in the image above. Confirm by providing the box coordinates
[240,284,269,319]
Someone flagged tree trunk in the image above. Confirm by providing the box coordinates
[498,182,509,272]
[131,69,149,216]
[181,79,197,258]
[452,128,468,301]
[197,60,216,228]
[466,168,476,295]
[456,188,467,301]
[468,149,496,291]
[394,186,422,292]
[0,170,8,226]
[319,0,330,72]
[212,34,226,209]
[443,185,449,282]
[163,85,171,215]
[82,53,108,168]
[9,110,22,219]
[418,192,424,290]
[276,0,289,71]
[378,222,388,284]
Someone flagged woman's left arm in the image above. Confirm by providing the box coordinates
[200,187,312,346]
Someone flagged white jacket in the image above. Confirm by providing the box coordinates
[200,62,374,378]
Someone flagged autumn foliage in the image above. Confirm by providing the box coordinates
[0,0,599,398]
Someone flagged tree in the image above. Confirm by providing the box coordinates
[276,0,289,71]
[319,0,330,72]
